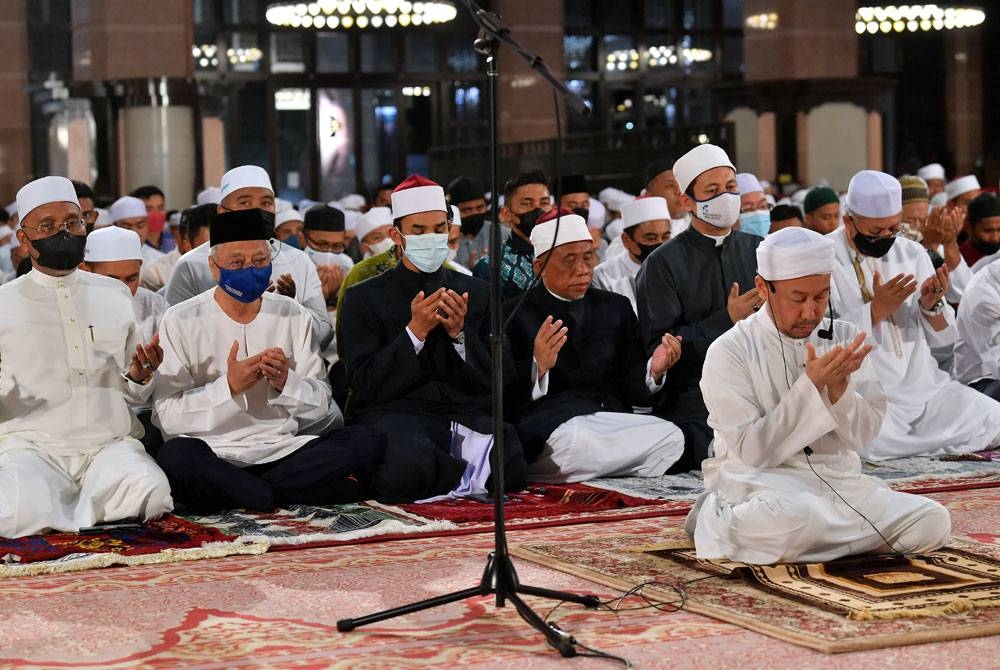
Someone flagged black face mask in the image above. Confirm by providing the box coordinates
[972,239,1000,256]
[572,207,590,223]
[635,241,661,263]
[29,231,87,270]
[461,212,487,237]
[261,210,276,240]
[852,231,896,258]
[514,208,544,237]
[16,256,32,278]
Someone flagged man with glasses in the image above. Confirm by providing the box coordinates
[163,165,332,349]
[72,180,98,234]
[0,176,172,537]
[828,169,1000,459]
[152,209,382,512]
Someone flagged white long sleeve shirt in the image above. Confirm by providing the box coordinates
[133,286,168,343]
[164,240,333,349]
[141,247,180,292]
[954,260,1000,384]
[592,251,641,314]
[152,290,340,466]
[0,269,151,453]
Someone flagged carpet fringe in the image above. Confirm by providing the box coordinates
[849,597,1000,621]
[237,519,458,546]
[0,540,269,578]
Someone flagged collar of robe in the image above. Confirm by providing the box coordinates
[688,226,731,249]
[27,267,80,289]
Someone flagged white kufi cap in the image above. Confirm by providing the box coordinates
[355,206,392,242]
[672,144,736,193]
[275,208,303,229]
[621,196,669,230]
[917,163,946,182]
[196,186,222,205]
[756,226,835,281]
[945,175,981,202]
[110,196,146,223]
[736,173,763,195]
[530,210,592,259]
[16,176,80,223]
[220,165,273,202]
[846,170,902,218]
[84,226,143,263]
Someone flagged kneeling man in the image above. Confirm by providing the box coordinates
[153,209,383,512]
[687,227,951,564]
[505,208,685,482]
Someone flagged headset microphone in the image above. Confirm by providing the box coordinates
[817,296,835,340]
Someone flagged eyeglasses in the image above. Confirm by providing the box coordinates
[215,254,272,271]
[22,218,87,236]
[304,233,346,253]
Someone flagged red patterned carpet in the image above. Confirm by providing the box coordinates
[3,487,1000,668]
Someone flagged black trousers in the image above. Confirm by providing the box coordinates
[355,410,528,503]
[664,419,713,473]
[971,378,1000,403]
[156,426,385,513]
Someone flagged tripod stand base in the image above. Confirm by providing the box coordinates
[336,551,600,657]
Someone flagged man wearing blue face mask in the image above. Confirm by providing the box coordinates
[340,174,528,502]
[828,169,1000,460]
[636,144,763,471]
[736,172,772,238]
[152,209,383,512]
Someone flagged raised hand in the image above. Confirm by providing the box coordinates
[408,288,446,341]
[128,333,163,383]
[919,264,950,311]
[259,347,290,392]
[871,270,917,324]
[727,282,760,323]
[226,340,265,396]
[533,316,568,378]
[819,333,873,404]
[269,273,296,297]
[650,333,683,383]
[436,289,469,339]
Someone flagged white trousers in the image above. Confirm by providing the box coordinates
[866,379,1000,460]
[527,412,684,484]
[0,437,173,538]
[688,466,951,564]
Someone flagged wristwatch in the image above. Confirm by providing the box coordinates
[451,331,466,345]
[920,298,946,317]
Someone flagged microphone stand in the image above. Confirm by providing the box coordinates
[336,1,598,657]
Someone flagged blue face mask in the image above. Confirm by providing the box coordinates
[403,233,450,273]
[738,210,771,237]
[282,234,301,250]
[219,264,272,303]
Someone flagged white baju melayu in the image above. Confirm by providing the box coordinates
[954,260,1000,385]
[141,244,164,266]
[141,247,180,292]
[164,241,332,349]
[133,286,168,344]
[0,270,173,537]
[592,251,641,314]
[153,290,341,466]
[827,230,1000,459]
[687,309,951,564]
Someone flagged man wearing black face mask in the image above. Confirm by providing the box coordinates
[829,169,1000,460]
[594,196,671,314]
[473,170,552,300]
[446,175,506,270]
[960,193,1000,268]
[0,176,172,537]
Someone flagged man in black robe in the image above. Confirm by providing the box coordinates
[504,208,685,482]
[340,174,527,501]
[636,144,763,470]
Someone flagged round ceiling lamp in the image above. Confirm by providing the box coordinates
[266,1,458,30]
[854,5,985,34]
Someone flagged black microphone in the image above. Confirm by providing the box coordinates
[803,446,813,456]
[818,297,835,340]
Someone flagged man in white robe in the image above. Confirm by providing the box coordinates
[153,209,384,512]
[593,196,671,314]
[828,170,1000,459]
[688,227,950,564]
[111,195,165,271]
[0,176,172,537]
[163,165,333,349]
[954,259,1000,401]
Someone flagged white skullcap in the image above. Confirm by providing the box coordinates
[4,201,17,216]
[94,208,112,229]
[298,198,319,212]
[587,197,606,230]
[672,144,736,193]
[196,186,222,205]
[450,205,461,228]
[340,193,366,211]
[846,170,902,218]
[756,226,835,281]
[765,194,776,207]
[791,189,809,207]
[84,225,142,263]
[344,209,361,232]
[275,209,303,229]
[597,187,633,212]
[355,206,392,242]
[621,196,669,230]
[220,165,273,202]
[736,173,763,195]
[275,198,293,213]
[391,175,446,219]
[530,210,592,259]
[945,175,981,202]
[110,196,147,222]
[16,176,80,223]
[917,163,946,182]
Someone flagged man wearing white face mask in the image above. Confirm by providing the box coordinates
[736,172,772,238]
[339,174,527,502]
[636,144,763,471]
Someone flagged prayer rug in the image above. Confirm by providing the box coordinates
[511,525,1000,653]
[0,516,266,578]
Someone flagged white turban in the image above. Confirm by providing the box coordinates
[275,209,303,229]
[196,186,222,205]
[756,227,835,281]
[110,196,147,223]
[945,175,981,202]
[354,206,392,242]
[16,176,80,223]
[621,196,669,230]
[736,173,763,195]
[220,165,273,202]
[917,163,946,182]
[672,144,736,193]
[846,170,902,218]
[586,197,606,230]
[530,211,591,259]
[84,226,142,263]
[597,187,633,212]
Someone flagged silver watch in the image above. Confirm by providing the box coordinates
[920,298,946,317]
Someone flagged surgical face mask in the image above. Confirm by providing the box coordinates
[29,231,87,270]
[460,212,487,237]
[514,208,544,237]
[738,210,771,237]
[403,233,450,273]
[218,264,272,303]
[693,191,740,229]
[365,237,395,258]
[305,247,339,266]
